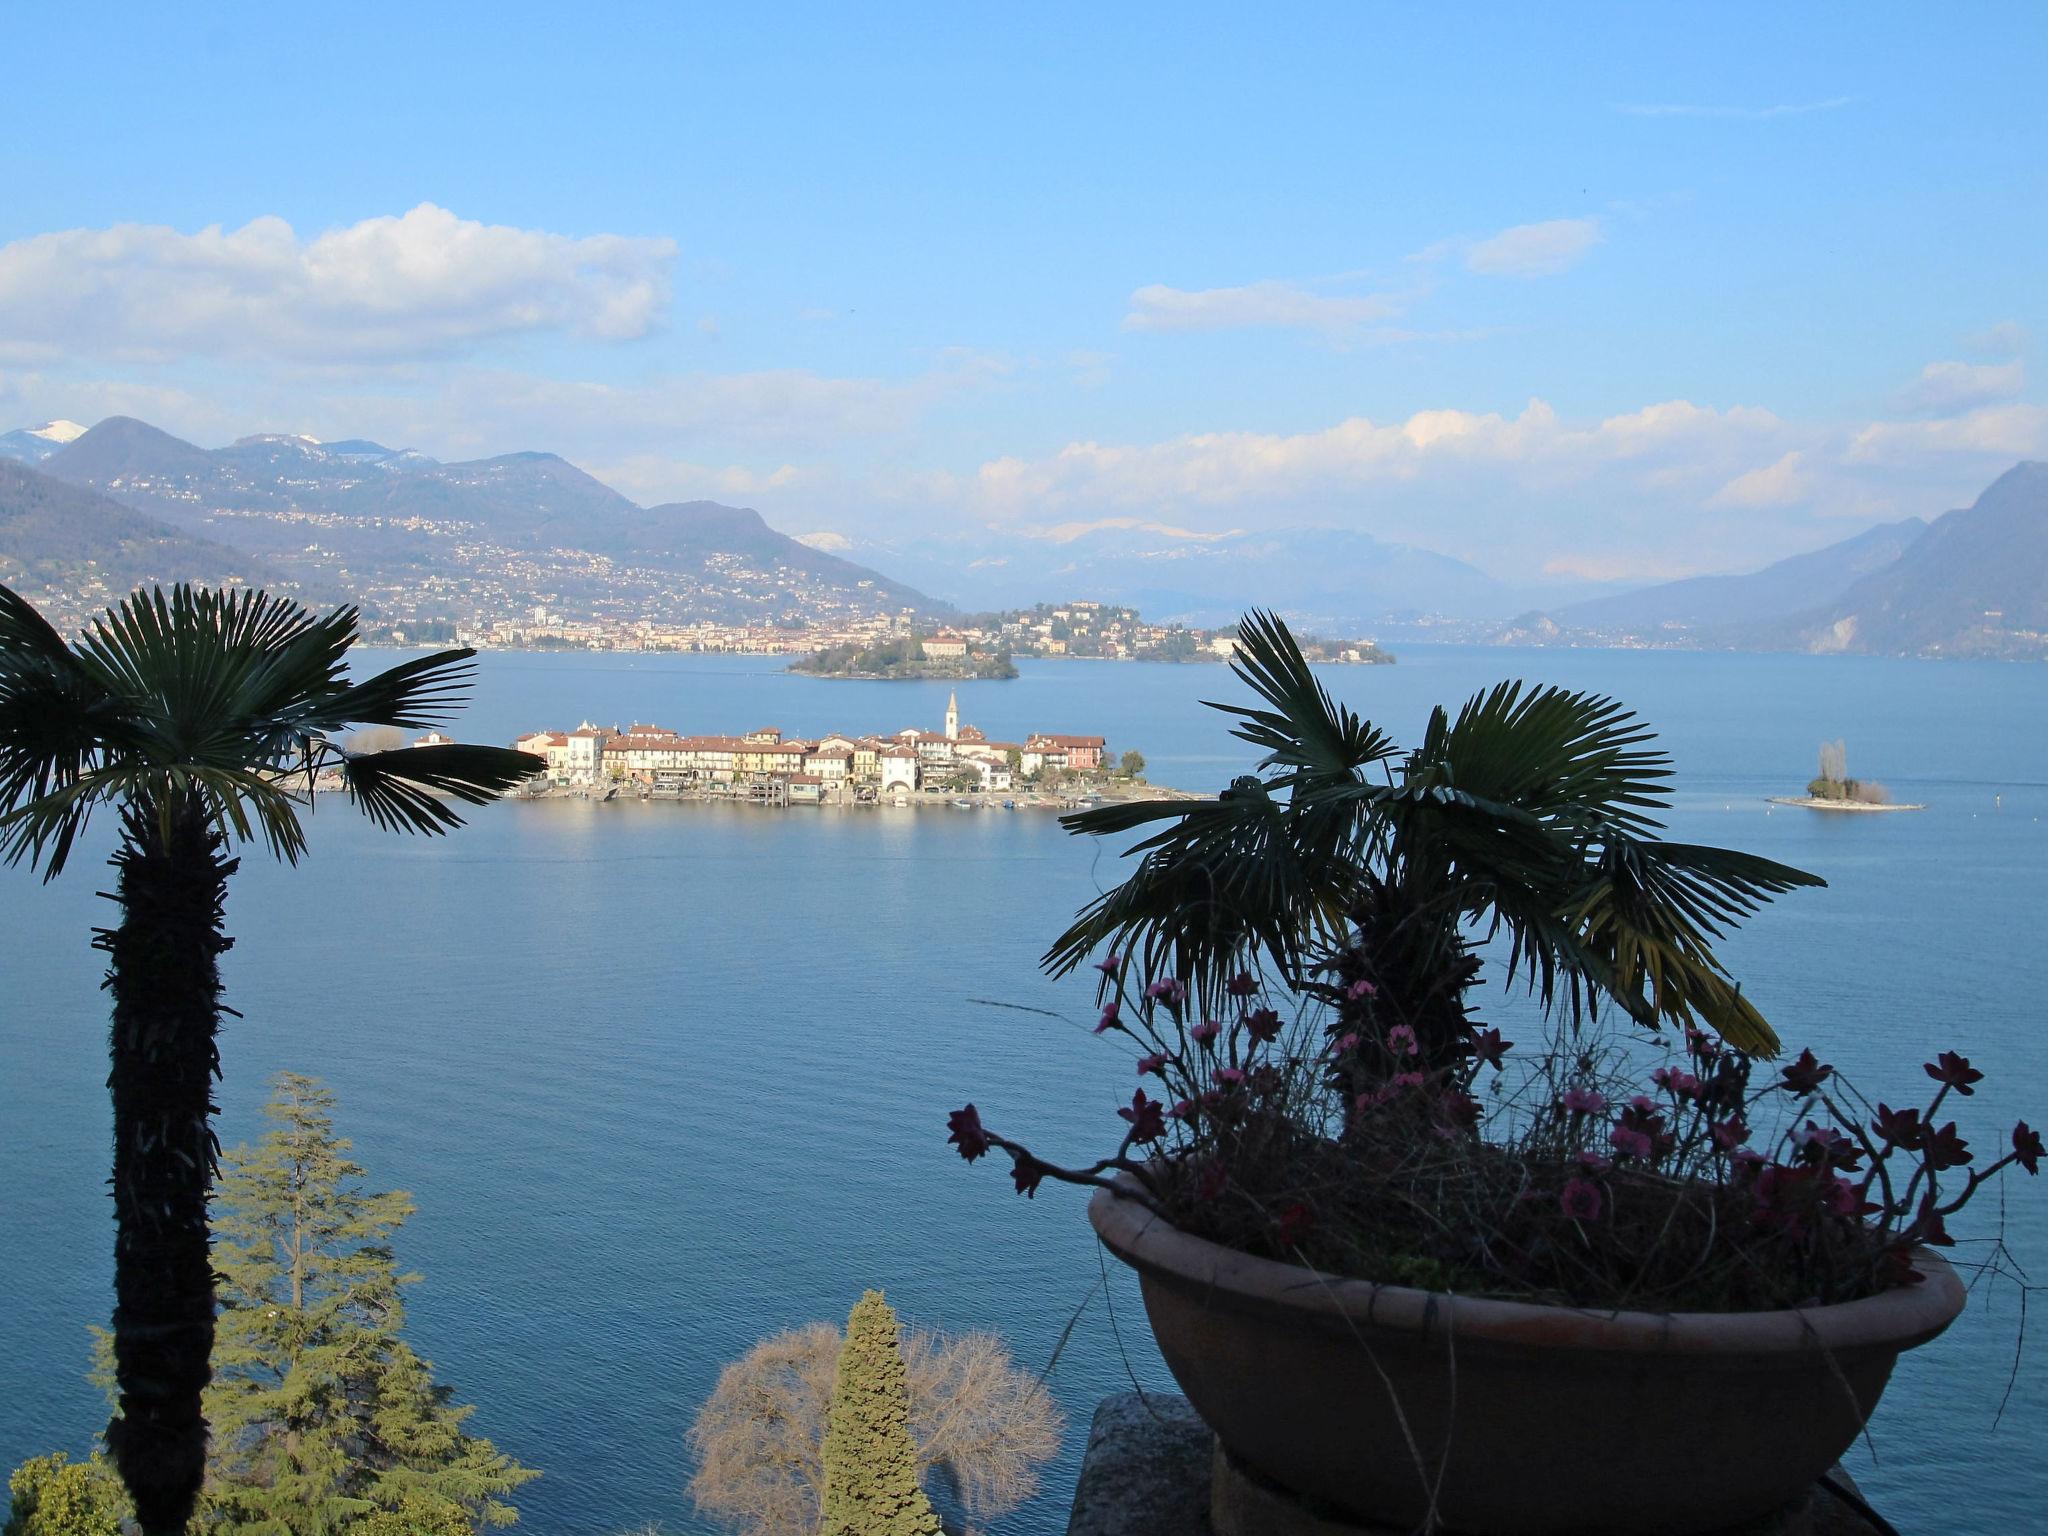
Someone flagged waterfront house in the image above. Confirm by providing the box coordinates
[922,631,969,659]
[787,774,828,804]
[805,749,854,783]
[1024,732,1106,773]
[879,746,920,795]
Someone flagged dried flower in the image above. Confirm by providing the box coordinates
[1925,1051,1984,1096]
[1118,1089,1166,1145]
[946,1104,992,1163]
[1226,972,1260,998]
[1010,1154,1048,1198]
[1466,1027,1512,1070]
[1871,1103,1925,1151]
[2015,1122,2044,1176]
[1244,1007,1282,1044]
[1781,1048,1833,1096]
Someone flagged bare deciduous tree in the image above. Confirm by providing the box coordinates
[688,1319,1062,1536]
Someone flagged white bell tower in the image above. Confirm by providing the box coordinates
[945,689,960,741]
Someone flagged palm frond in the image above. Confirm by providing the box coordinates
[337,744,543,836]
[1214,609,1399,786]
[313,649,483,733]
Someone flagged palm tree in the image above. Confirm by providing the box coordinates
[1045,611,1822,1069]
[0,583,541,1536]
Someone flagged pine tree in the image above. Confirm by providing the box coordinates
[3,1454,129,1536]
[197,1072,538,1533]
[819,1293,941,1536]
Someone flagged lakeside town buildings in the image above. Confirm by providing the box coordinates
[511,691,1109,802]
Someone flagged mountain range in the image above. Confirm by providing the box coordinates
[4,413,2042,658]
[16,417,937,631]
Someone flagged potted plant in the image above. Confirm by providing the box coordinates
[947,613,2037,1536]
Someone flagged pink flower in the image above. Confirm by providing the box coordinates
[1560,1087,1607,1116]
[1146,977,1188,1008]
[1190,1019,1221,1048]
[1094,1002,1121,1034]
[1196,1158,1229,1201]
[1609,1124,1654,1161]
[1225,971,1260,998]
[1391,1071,1426,1091]
[1093,951,1122,977]
[1167,1099,1198,1121]
[1576,1150,1612,1173]
[1136,1052,1169,1077]
[1216,1066,1247,1086]
[1710,1117,1750,1152]
[1346,977,1378,1001]
[1386,1023,1419,1058]
[1328,1031,1362,1057]
[1560,1178,1604,1222]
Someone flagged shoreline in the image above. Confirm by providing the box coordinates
[500,782,1206,811]
[1765,796,1927,812]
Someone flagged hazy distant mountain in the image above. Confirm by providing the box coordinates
[1775,461,2048,658]
[1551,517,1928,638]
[0,460,261,622]
[32,416,941,627]
[832,520,1585,631]
[1495,462,2047,659]
[0,419,89,465]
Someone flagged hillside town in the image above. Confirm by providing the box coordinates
[434,600,1390,665]
[506,691,1133,806]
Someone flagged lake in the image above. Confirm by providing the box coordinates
[3,646,2044,1535]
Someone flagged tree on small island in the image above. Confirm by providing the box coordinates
[1111,749,1147,780]
[1806,739,1890,804]
[790,634,1017,681]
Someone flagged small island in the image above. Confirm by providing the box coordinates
[1769,739,1925,813]
[788,631,1018,681]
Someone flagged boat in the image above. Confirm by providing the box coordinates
[952,798,974,809]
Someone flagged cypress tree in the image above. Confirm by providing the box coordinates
[199,1073,538,1533]
[820,1292,941,1536]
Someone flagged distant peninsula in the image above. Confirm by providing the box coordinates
[789,632,1018,681]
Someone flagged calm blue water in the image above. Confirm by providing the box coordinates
[3,647,2045,1535]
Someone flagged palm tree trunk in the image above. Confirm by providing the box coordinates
[96,797,238,1535]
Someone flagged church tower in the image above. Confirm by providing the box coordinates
[945,689,959,741]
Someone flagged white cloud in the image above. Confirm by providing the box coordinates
[1846,403,2048,465]
[1709,451,1815,508]
[1893,359,2027,414]
[0,204,676,364]
[1463,218,1603,278]
[1023,517,1245,545]
[1614,97,1853,120]
[1967,321,2030,359]
[1123,279,1406,334]
[967,397,1785,516]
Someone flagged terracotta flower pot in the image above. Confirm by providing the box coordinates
[1089,1180,1965,1536]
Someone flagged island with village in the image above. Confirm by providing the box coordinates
[477,691,1187,809]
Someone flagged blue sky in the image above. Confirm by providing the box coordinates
[2,2,2043,580]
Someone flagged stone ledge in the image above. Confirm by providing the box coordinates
[1067,1393,1889,1536]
